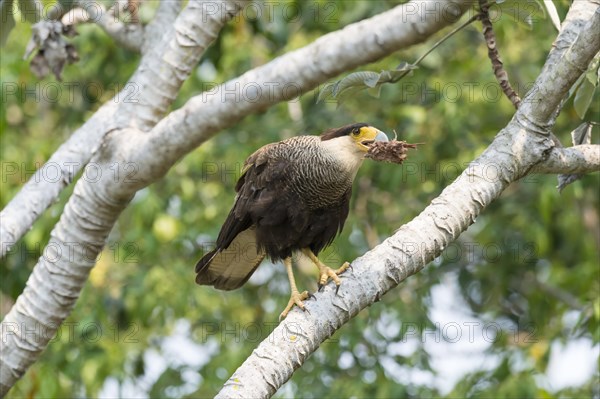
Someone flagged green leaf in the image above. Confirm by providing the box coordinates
[332,71,380,104]
[585,53,599,86]
[336,84,368,105]
[336,71,381,91]
[384,66,418,81]
[366,85,382,98]
[566,74,585,102]
[317,64,419,105]
[316,82,338,103]
[574,78,596,119]
[0,0,15,46]
[395,61,418,72]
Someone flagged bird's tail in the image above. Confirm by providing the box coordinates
[195,227,266,291]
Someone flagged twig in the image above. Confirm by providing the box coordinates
[392,13,481,83]
[479,0,522,109]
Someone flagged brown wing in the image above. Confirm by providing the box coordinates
[195,143,288,289]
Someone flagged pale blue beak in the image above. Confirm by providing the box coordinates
[375,130,389,142]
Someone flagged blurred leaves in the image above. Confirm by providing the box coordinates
[0,0,41,46]
[0,0,16,46]
[493,0,546,30]
[1,1,599,398]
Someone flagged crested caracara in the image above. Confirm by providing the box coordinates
[195,123,389,319]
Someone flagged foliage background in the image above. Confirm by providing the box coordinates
[1,1,598,397]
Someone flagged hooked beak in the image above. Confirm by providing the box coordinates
[360,129,389,148]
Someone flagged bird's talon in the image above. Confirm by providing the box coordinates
[279,289,309,321]
[318,283,324,292]
[317,264,348,289]
[335,285,341,295]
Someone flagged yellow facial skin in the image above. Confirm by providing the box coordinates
[351,126,389,152]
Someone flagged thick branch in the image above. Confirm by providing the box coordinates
[0,154,134,396]
[531,144,600,174]
[216,2,600,397]
[135,0,474,180]
[0,1,475,393]
[123,0,249,131]
[516,3,600,133]
[216,126,529,399]
[0,104,119,257]
[143,0,183,54]
[0,0,241,257]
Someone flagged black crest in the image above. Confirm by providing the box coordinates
[320,123,369,141]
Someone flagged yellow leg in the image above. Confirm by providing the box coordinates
[279,257,310,321]
[301,248,350,293]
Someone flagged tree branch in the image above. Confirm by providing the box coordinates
[123,0,249,131]
[478,0,522,109]
[79,0,144,51]
[216,3,600,397]
[3,0,596,396]
[143,0,183,54]
[531,144,600,175]
[0,1,475,393]
[516,2,600,134]
[0,0,241,257]
[0,104,119,258]
[134,0,473,179]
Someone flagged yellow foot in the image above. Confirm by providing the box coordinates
[317,261,351,293]
[279,290,311,321]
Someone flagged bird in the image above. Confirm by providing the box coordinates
[195,123,389,319]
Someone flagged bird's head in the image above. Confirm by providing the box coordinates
[320,123,390,171]
[320,122,389,152]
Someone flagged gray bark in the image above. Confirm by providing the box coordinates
[0,0,244,257]
[1,0,598,397]
[215,3,600,398]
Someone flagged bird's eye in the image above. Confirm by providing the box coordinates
[352,128,360,136]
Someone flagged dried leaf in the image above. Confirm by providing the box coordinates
[23,20,79,80]
[557,174,582,193]
[557,122,594,192]
[571,122,593,146]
